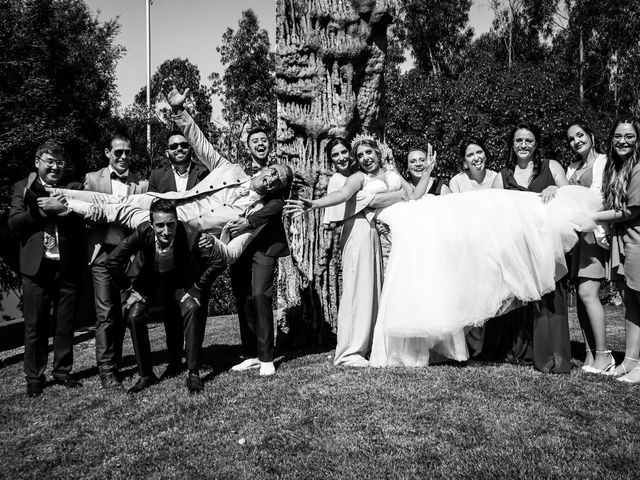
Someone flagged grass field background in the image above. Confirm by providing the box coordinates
[1,306,639,479]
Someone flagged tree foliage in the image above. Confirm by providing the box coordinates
[0,0,123,302]
[209,9,275,165]
[396,0,473,77]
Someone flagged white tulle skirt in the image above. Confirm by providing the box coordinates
[369,185,602,367]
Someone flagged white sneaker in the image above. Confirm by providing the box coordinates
[230,358,260,372]
[259,361,275,376]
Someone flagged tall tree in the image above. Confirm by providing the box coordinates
[209,9,275,166]
[132,57,213,168]
[396,0,473,77]
[0,0,123,302]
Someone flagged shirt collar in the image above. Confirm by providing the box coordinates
[108,165,129,179]
[172,163,191,178]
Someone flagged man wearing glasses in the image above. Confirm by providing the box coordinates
[9,140,86,397]
[146,132,209,379]
[85,134,148,390]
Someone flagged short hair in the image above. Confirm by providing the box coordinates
[106,133,131,150]
[246,126,270,146]
[166,130,187,145]
[149,199,177,223]
[325,136,358,173]
[458,137,490,170]
[35,140,65,160]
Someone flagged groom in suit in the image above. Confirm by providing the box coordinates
[85,134,148,390]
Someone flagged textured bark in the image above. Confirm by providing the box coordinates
[275,0,396,347]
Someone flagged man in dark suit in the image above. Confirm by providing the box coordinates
[147,132,210,374]
[166,86,290,377]
[148,131,209,193]
[85,134,148,390]
[8,140,85,397]
[105,199,224,393]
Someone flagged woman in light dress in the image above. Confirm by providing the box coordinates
[449,137,498,193]
[288,137,433,366]
[594,117,640,383]
[564,120,612,374]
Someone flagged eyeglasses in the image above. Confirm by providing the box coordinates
[613,134,637,143]
[513,138,535,146]
[112,149,131,158]
[168,142,190,150]
[38,158,66,168]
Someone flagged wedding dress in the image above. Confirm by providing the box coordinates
[369,185,601,367]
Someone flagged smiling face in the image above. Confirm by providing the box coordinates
[151,211,178,249]
[35,152,65,186]
[106,138,132,174]
[356,144,381,174]
[250,164,289,195]
[512,128,537,163]
[166,134,191,166]
[567,125,593,158]
[247,131,270,163]
[330,143,352,175]
[612,123,637,160]
[406,150,428,183]
[463,143,486,173]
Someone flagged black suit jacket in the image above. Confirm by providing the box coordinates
[105,221,224,300]
[243,166,290,258]
[8,175,86,278]
[148,161,209,193]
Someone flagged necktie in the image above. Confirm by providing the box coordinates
[110,172,127,183]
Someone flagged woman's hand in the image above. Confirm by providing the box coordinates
[426,143,437,172]
[540,185,558,204]
[284,198,314,218]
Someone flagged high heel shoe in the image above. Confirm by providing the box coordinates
[617,366,640,383]
[583,350,616,375]
[611,356,640,378]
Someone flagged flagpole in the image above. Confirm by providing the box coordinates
[145,0,152,156]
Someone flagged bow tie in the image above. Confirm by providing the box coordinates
[110,172,128,183]
[250,165,261,175]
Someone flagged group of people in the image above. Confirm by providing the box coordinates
[10,84,640,398]
[9,86,293,397]
[285,117,640,384]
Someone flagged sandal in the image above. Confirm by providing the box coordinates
[583,350,616,375]
[611,356,640,378]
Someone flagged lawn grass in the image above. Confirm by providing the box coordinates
[1,306,639,479]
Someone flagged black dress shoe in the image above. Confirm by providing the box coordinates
[100,372,123,391]
[26,382,43,398]
[53,376,83,388]
[128,374,158,394]
[186,372,204,393]
[160,362,184,380]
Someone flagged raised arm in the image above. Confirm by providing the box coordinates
[166,85,229,172]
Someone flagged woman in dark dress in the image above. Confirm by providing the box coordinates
[485,122,572,373]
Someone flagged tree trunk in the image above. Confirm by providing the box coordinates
[275,0,396,347]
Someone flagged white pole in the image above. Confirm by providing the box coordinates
[145,0,152,156]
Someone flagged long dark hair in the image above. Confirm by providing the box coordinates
[505,123,542,178]
[602,117,640,211]
[458,137,489,171]
[325,136,358,174]
[566,119,602,164]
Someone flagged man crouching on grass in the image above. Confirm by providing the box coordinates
[105,199,224,393]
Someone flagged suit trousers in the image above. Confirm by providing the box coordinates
[22,259,78,384]
[127,287,201,377]
[91,248,126,375]
[230,250,277,362]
